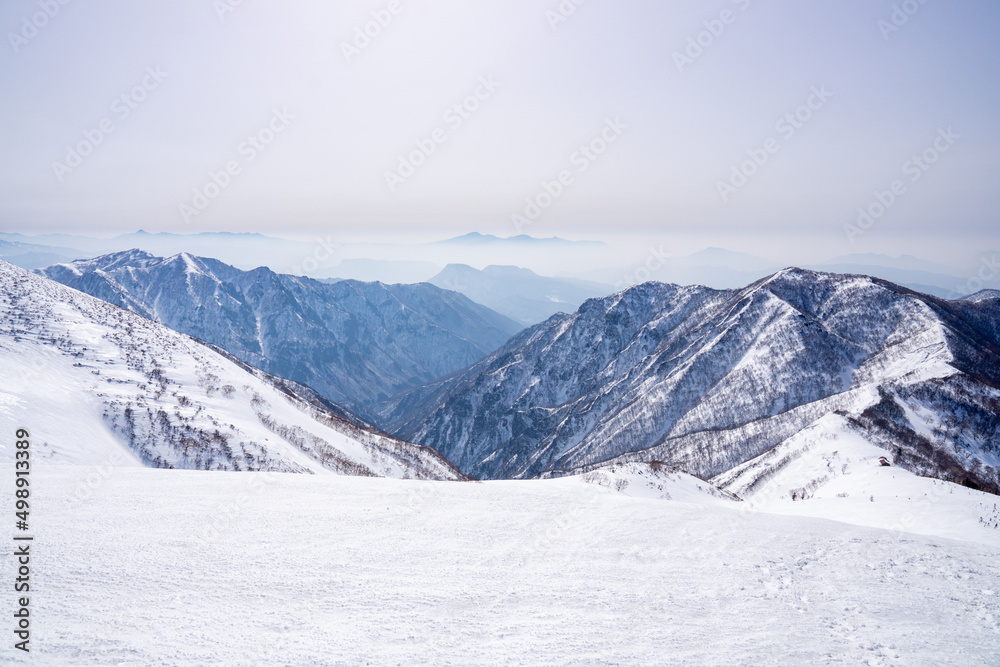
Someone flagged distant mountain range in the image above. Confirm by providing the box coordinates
[965,289,1000,303]
[0,239,89,269]
[433,232,607,247]
[1,260,464,479]
[380,269,1000,492]
[15,246,1000,495]
[6,230,995,297]
[584,247,977,298]
[322,259,440,284]
[428,264,612,326]
[38,251,521,419]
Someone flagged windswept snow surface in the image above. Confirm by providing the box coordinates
[0,464,997,665]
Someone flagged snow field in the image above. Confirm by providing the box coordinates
[0,465,997,666]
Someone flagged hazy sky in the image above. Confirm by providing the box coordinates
[1,0,998,261]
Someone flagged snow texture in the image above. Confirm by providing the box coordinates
[0,464,996,665]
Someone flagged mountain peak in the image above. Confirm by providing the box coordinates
[163,251,206,276]
[961,289,1000,302]
[61,248,160,272]
[36,249,522,416]
[391,269,1000,489]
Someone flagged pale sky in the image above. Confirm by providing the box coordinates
[1,0,998,261]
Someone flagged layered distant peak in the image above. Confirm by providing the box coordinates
[429,263,615,326]
[50,248,159,274]
[37,251,521,417]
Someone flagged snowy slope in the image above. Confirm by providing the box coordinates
[1,464,997,665]
[713,413,1000,546]
[0,260,463,479]
[961,289,1000,303]
[386,269,1000,488]
[543,461,740,504]
[37,250,522,418]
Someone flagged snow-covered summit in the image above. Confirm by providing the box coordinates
[961,288,1000,303]
[36,249,522,418]
[46,248,159,274]
[386,269,1000,490]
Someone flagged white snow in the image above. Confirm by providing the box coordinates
[176,251,204,277]
[570,461,738,504]
[897,400,938,440]
[715,413,1000,547]
[0,464,996,665]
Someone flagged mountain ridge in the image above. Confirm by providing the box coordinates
[37,251,522,419]
[383,268,1000,491]
[1,259,465,479]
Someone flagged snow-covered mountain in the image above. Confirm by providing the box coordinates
[383,269,1000,490]
[428,263,612,326]
[0,260,464,479]
[710,412,1000,541]
[806,261,963,299]
[37,250,522,418]
[962,289,1000,303]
